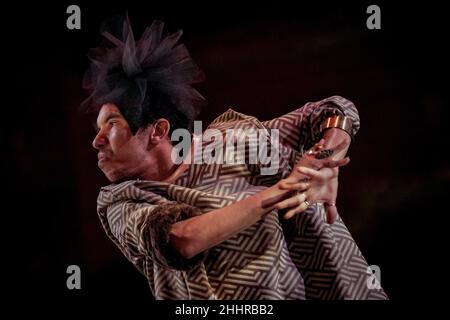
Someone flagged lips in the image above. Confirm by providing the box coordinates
[98,152,108,163]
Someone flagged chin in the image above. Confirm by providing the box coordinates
[106,175,118,183]
[104,170,134,184]
[101,168,120,183]
[99,164,121,183]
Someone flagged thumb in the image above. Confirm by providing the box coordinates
[326,205,338,224]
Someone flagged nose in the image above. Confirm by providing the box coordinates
[92,129,107,150]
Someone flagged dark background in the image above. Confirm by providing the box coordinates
[4,0,448,304]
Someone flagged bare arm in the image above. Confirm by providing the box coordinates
[169,153,349,260]
[169,180,293,259]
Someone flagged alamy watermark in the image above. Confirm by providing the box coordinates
[171,121,280,175]
[366,5,381,30]
[66,5,81,30]
[66,264,81,290]
[67,5,381,31]
[366,265,382,290]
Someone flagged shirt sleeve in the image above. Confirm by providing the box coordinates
[98,200,207,271]
[261,95,360,153]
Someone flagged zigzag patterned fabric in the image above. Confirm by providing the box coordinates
[97,96,388,300]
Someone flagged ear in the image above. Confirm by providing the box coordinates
[149,119,171,144]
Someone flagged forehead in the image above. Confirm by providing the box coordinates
[96,103,123,123]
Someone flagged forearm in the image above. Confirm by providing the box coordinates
[169,181,289,259]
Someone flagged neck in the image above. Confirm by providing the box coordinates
[138,142,186,182]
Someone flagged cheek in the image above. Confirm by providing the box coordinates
[109,127,133,153]
[110,130,147,163]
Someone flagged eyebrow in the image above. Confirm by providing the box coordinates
[95,112,123,131]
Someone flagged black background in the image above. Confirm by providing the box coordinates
[4,0,448,307]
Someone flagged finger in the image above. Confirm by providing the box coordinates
[283,201,309,219]
[305,158,324,170]
[315,139,325,149]
[322,157,350,168]
[311,139,325,150]
[278,176,300,187]
[326,205,338,224]
[297,166,321,179]
[275,197,297,210]
[275,193,306,210]
[307,139,326,156]
[278,181,310,191]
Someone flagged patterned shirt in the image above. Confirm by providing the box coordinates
[97,96,388,300]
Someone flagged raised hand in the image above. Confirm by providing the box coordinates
[276,139,350,223]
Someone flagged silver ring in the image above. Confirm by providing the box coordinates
[304,200,310,207]
[327,202,336,207]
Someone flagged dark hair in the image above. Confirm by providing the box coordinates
[81,14,206,135]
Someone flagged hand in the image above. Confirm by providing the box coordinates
[290,139,348,181]
[280,135,350,223]
[275,157,349,220]
[317,128,352,223]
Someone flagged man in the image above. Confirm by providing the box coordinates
[82,15,388,299]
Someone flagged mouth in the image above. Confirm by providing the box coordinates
[98,152,108,163]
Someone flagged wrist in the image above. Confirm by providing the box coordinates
[322,128,351,147]
[321,128,351,159]
[320,115,354,141]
